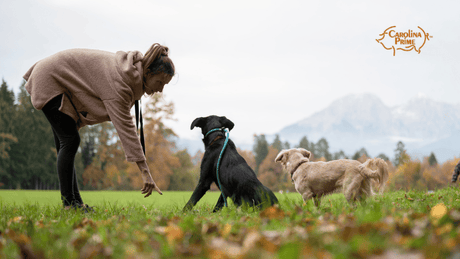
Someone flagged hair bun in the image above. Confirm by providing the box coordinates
[161,47,169,57]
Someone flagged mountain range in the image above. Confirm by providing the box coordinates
[177,93,460,163]
[278,93,460,162]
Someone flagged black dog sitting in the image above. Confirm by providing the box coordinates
[183,115,279,212]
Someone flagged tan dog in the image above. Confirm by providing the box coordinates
[275,148,388,206]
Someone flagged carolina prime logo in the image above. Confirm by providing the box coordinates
[376,26,433,56]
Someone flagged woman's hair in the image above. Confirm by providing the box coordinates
[142,43,175,77]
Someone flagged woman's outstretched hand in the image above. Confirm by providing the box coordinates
[141,169,162,197]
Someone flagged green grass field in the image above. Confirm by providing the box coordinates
[0,190,234,209]
[1,188,460,258]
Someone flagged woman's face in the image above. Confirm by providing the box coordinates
[144,72,173,95]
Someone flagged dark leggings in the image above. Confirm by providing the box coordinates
[42,94,83,206]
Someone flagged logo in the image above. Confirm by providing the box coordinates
[376,26,433,56]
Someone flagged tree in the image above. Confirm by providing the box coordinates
[315,138,332,161]
[237,148,256,171]
[0,79,16,134]
[428,152,438,166]
[297,136,313,152]
[377,153,389,161]
[352,147,369,161]
[8,81,56,189]
[82,122,126,189]
[125,95,180,190]
[258,146,292,191]
[283,141,290,149]
[271,134,283,151]
[168,149,199,191]
[253,134,269,174]
[0,79,17,187]
[333,150,348,160]
[394,141,407,167]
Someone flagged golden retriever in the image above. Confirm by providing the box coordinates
[275,148,388,206]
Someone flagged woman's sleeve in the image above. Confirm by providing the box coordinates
[104,99,146,162]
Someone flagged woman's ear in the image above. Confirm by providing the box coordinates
[220,116,234,131]
[190,117,205,130]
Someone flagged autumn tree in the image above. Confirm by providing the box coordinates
[82,122,127,189]
[125,95,180,190]
[168,150,199,191]
[258,146,292,192]
[237,148,256,171]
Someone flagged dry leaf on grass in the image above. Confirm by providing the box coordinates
[260,205,285,220]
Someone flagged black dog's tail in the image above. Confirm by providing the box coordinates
[253,186,279,209]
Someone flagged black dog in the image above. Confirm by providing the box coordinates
[183,115,279,212]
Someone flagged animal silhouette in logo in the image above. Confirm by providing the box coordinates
[376,26,432,56]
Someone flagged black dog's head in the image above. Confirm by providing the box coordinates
[190,115,235,137]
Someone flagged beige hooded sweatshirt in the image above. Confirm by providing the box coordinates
[23,48,146,162]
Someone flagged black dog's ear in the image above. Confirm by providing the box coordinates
[191,117,205,130]
[220,116,234,131]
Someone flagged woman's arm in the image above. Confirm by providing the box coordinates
[137,160,163,197]
[104,100,162,196]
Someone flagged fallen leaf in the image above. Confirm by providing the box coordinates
[435,223,453,236]
[207,237,242,258]
[260,205,285,220]
[202,223,219,235]
[405,194,414,201]
[430,203,447,220]
[220,223,232,238]
[165,223,184,246]
[5,229,43,259]
[242,231,261,250]
[318,224,337,233]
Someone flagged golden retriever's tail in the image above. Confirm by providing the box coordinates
[359,158,389,194]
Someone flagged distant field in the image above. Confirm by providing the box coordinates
[0,190,300,209]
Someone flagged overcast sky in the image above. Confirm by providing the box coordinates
[1,0,459,146]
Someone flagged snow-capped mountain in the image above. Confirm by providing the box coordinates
[176,93,460,163]
[278,93,460,162]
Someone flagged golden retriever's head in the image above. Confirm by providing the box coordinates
[275,148,312,172]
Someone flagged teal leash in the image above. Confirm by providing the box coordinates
[204,128,230,207]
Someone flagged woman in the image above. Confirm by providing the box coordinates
[23,43,174,211]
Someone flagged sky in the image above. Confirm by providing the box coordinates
[1,0,459,147]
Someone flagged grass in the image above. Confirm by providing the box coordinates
[0,190,228,209]
[1,188,460,258]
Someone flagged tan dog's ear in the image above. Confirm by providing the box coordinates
[275,150,288,163]
[297,148,312,159]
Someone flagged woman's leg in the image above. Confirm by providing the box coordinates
[51,128,84,205]
[43,95,82,206]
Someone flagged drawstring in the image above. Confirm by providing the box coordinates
[135,100,145,155]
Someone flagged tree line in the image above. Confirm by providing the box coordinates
[0,79,456,192]
[0,79,201,191]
